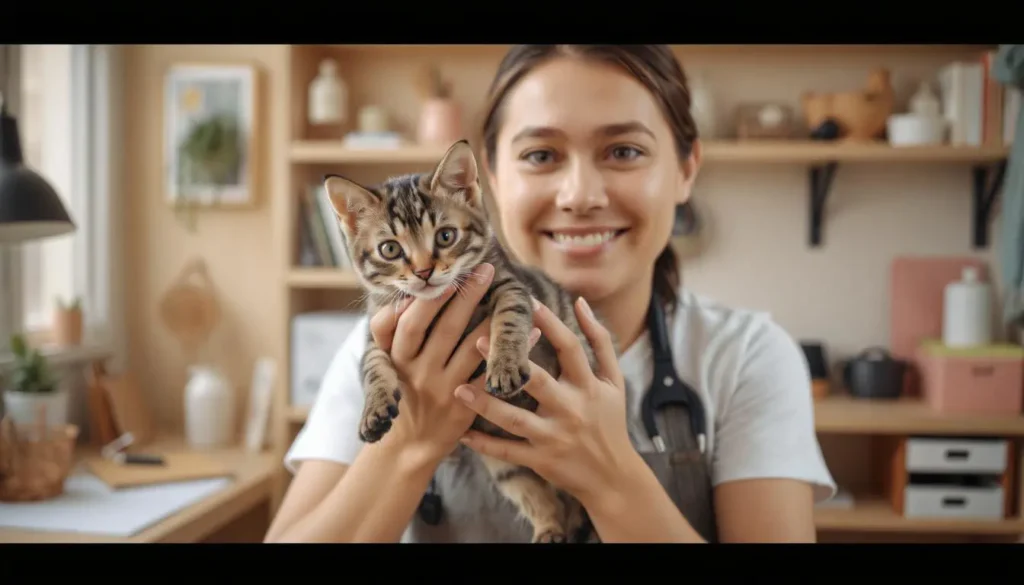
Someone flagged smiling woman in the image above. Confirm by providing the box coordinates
[269,45,836,544]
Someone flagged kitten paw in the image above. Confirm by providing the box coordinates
[534,530,567,544]
[359,388,400,443]
[485,354,531,398]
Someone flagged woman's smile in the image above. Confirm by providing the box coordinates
[541,227,630,258]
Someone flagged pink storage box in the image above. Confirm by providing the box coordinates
[915,340,1024,415]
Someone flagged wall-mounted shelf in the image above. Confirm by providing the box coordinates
[291,139,1010,166]
[287,268,361,289]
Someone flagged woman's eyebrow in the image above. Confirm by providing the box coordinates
[510,121,655,144]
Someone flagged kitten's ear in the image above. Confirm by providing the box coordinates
[429,139,482,208]
[323,174,379,235]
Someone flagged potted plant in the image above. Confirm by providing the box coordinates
[1,334,66,429]
[174,113,243,231]
[414,64,463,146]
[52,296,83,347]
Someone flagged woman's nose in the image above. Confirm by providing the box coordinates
[555,160,608,214]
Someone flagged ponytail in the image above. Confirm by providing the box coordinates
[653,243,680,311]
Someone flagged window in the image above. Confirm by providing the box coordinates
[0,44,122,363]
[19,45,75,333]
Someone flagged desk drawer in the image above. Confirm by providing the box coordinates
[905,437,1007,474]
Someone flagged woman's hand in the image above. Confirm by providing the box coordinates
[369,263,541,466]
[453,296,640,509]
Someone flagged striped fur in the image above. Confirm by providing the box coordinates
[322,140,608,543]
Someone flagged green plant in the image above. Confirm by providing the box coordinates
[174,113,243,231]
[3,334,57,395]
[55,296,82,312]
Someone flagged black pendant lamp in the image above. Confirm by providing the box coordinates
[0,89,75,243]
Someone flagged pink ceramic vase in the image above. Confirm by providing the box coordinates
[417,98,464,146]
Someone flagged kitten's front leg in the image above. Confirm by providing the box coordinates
[359,340,402,443]
[485,285,533,399]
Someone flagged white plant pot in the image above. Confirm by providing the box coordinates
[2,389,69,429]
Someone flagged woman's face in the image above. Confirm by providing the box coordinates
[486,56,700,302]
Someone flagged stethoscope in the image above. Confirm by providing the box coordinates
[641,295,707,455]
[417,292,708,527]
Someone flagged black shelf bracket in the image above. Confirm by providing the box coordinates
[971,158,1008,249]
[808,161,839,247]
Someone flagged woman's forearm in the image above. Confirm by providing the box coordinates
[275,430,441,543]
[583,452,707,543]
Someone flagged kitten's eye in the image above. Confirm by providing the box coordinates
[377,240,402,260]
[434,228,457,248]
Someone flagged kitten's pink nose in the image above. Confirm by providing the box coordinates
[413,266,434,281]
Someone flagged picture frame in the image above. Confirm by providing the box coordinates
[163,63,260,208]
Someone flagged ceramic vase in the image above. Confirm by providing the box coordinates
[417,98,463,146]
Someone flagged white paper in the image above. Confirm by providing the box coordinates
[0,471,232,537]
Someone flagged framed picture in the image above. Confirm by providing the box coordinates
[163,63,260,208]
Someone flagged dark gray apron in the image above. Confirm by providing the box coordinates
[401,298,719,543]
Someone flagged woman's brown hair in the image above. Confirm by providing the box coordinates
[478,44,698,310]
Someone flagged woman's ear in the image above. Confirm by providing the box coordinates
[675,138,703,205]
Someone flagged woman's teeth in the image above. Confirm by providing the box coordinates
[552,231,618,246]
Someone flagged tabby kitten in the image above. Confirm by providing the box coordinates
[322,140,606,543]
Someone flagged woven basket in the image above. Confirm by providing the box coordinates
[0,416,79,502]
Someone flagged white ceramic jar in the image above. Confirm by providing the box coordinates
[184,365,235,449]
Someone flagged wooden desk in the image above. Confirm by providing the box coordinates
[0,435,279,543]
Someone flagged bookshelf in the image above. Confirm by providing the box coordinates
[275,44,1022,541]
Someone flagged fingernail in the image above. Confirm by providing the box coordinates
[578,297,595,320]
[528,327,541,345]
[478,263,494,278]
[459,435,473,445]
[531,296,541,311]
[454,385,475,403]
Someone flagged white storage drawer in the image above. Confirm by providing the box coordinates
[905,438,1008,474]
[903,484,1004,520]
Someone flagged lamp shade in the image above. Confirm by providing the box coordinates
[0,92,75,243]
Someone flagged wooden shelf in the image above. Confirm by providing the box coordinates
[814,395,1024,437]
[288,404,310,424]
[287,268,361,289]
[814,495,1024,535]
[289,140,1009,166]
[702,141,1009,164]
[290,141,448,165]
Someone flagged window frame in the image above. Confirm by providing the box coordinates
[0,44,124,369]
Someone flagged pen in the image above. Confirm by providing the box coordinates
[112,452,166,466]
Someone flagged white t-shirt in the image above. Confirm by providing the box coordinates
[285,287,837,504]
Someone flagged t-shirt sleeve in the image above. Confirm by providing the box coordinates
[711,318,837,502]
[284,317,369,474]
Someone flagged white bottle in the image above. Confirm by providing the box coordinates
[942,267,993,347]
[184,364,235,449]
[910,81,942,118]
[689,71,717,139]
[307,59,347,125]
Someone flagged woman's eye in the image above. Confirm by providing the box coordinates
[378,241,402,259]
[610,145,642,160]
[523,150,555,165]
[435,228,457,248]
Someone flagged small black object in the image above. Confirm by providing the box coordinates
[418,478,443,525]
[842,347,907,399]
[809,119,841,141]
